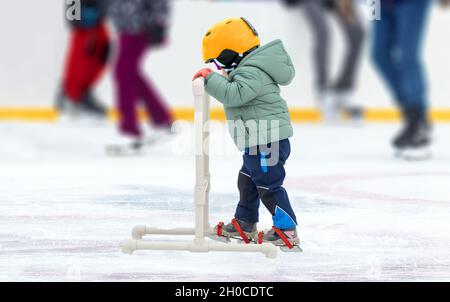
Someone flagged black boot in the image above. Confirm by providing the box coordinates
[393,109,432,159]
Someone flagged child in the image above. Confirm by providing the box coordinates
[193,17,299,247]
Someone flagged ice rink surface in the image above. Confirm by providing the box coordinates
[1,121,450,282]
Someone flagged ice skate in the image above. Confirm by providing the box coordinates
[334,90,364,124]
[144,125,177,146]
[106,134,144,156]
[393,112,432,161]
[213,219,258,244]
[106,126,176,156]
[56,94,107,122]
[80,92,108,118]
[258,227,302,252]
[318,90,340,124]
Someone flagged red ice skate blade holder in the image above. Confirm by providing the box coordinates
[216,222,224,237]
[231,219,250,244]
[272,227,294,250]
[257,231,264,244]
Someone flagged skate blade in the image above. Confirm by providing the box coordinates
[225,235,254,244]
[106,134,176,157]
[280,245,303,253]
[145,132,176,146]
[210,235,231,243]
[106,145,142,157]
[394,149,403,158]
[234,238,254,244]
[210,234,256,244]
[233,235,258,244]
[397,147,432,161]
[58,111,106,125]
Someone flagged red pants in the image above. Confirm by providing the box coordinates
[63,23,110,102]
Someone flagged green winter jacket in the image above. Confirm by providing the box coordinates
[205,39,295,150]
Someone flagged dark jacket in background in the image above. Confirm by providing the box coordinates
[283,0,335,9]
[107,0,170,34]
[68,0,105,29]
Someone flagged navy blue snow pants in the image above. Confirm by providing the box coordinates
[234,139,297,230]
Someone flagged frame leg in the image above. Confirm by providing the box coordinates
[122,239,278,259]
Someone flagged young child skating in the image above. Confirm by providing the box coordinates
[193,17,299,248]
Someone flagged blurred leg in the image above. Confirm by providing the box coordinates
[131,34,173,127]
[303,0,330,91]
[394,0,432,118]
[371,4,402,105]
[83,23,110,93]
[113,33,143,137]
[63,28,92,102]
[135,71,173,127]
[334,8,365,91]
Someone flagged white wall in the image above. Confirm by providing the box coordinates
[0,0,449,109]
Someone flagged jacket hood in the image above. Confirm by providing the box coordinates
[238,39,295,86]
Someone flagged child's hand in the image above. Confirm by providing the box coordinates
[192,68,213,81]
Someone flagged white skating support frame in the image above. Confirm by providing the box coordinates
[121,78,278,258]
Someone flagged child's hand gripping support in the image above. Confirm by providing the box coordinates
[192,68,213,81]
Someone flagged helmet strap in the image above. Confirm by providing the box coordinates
[214,53,244,73]
[214,46,258,73]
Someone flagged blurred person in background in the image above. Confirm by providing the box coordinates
[284,0,365,122]
[57,0,110,118]
[106,0,174,155]
[371,0,450,160]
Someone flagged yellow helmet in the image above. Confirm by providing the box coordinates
[202,17,260,64]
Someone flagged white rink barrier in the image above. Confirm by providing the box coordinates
[121,78,278,259]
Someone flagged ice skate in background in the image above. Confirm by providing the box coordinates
[392,110,433,161]
[317,89,364,124]
[55,89,108,122]
[317,90,339,123]
[106,126,176,156]
[333,89,365,124]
